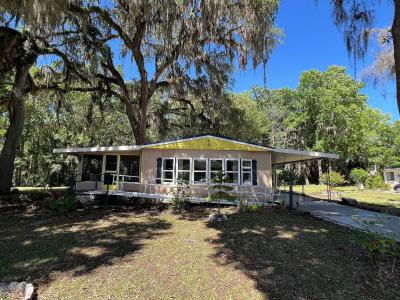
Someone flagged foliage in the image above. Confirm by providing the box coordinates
[0,189,52,204]
[349,168,369,186]
[319,171,346,187]
[352,231,400,266]
[246,203,262,213]
[351,215,400,271]
[41,191,77,213]
[169,180,191,210]
[365,174,387,190]
[2,65,400,189]
[208,170,236,215]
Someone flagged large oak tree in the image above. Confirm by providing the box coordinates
[0,0,280,193]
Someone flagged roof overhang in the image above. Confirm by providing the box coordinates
[272,148,339,165]
[53,145,141,154]
[53,135,273,154]
[143,135,273,151]
[52,135,339,162]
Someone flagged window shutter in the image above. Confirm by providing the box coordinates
[252,160,258,185]
[239,158,242,185]
[156,158,162,184]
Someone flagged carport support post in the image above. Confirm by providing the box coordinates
[289,165,293,210]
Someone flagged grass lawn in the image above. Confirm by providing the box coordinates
[0,205,399,299]
[281,184,400,217]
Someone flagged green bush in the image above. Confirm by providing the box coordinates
[169,180,191,210]
[349,168,369,186]
[319,171,345,187]
[41,192,77,213]
[246,203,261,212]
[352,231,400,267]
[365,174,387,190]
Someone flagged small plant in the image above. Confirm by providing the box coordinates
[319,171,345,187]
[351,215,400,272]
[349,168,369,190]
[169,180,191,210]
[208,170,237,216]
[246,203,261,212]
[41,191,77,213]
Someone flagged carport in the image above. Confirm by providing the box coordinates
[271,148,339,209]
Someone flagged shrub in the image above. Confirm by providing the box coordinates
[169,180,191,210]
[349,168,369,186]
[246,203,261,212]
[365,174,387,190]
[41,192,77,213]
[319,171,345,187]
[351,216,400,271]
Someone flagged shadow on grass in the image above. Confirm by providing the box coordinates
[0,208,171,285]
[207,210,400,299]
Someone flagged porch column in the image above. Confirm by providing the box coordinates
[77,155,83,182]
[289,164,294,210]
[101,155,106,184]
[116,155,121,190]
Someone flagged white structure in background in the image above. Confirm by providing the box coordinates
[383,168,400,192]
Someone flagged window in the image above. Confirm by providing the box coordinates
[105,155,117,171]
[241,159,252,185]
[177,158,191,183]
[210,159,223,181]
[82,155,103,181]
[225,159,239,184]
[162,158,174,183]
[120,156,140,182]
[193,159,207,183]
[387,172,395,181]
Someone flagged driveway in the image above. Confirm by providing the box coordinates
[279,193,400,241]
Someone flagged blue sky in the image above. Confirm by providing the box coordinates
[38,1,397,120]
[233,0,398,120]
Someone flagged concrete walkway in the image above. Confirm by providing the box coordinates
[279,193,400,241]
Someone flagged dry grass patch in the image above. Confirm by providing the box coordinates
[0,206,399,299]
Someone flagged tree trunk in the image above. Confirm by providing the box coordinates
[393,0,400,114]
[135,113,147,145]
[120,91,148,145]
[0,64,31,194]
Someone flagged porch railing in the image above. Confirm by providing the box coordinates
[69,173,279,203]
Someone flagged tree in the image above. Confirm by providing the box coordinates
[66,0,281,144]
[0,1,88,193]
[327,0,400,114]
[349,168,369,190]
[208,170,236,217]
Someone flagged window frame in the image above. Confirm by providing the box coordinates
[209,158,224,182]
[119,155,140,182]
[81,155,103,182]
[387,172,395,181]
[161,157,175,184]
[241,159,253,185]
[192,158,208,184]
[176,157,192,183]
[225,159,240,185]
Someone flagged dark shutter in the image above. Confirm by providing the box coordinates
[156,158,162,184]
[252,159,258,185]
[239,158,242,185]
